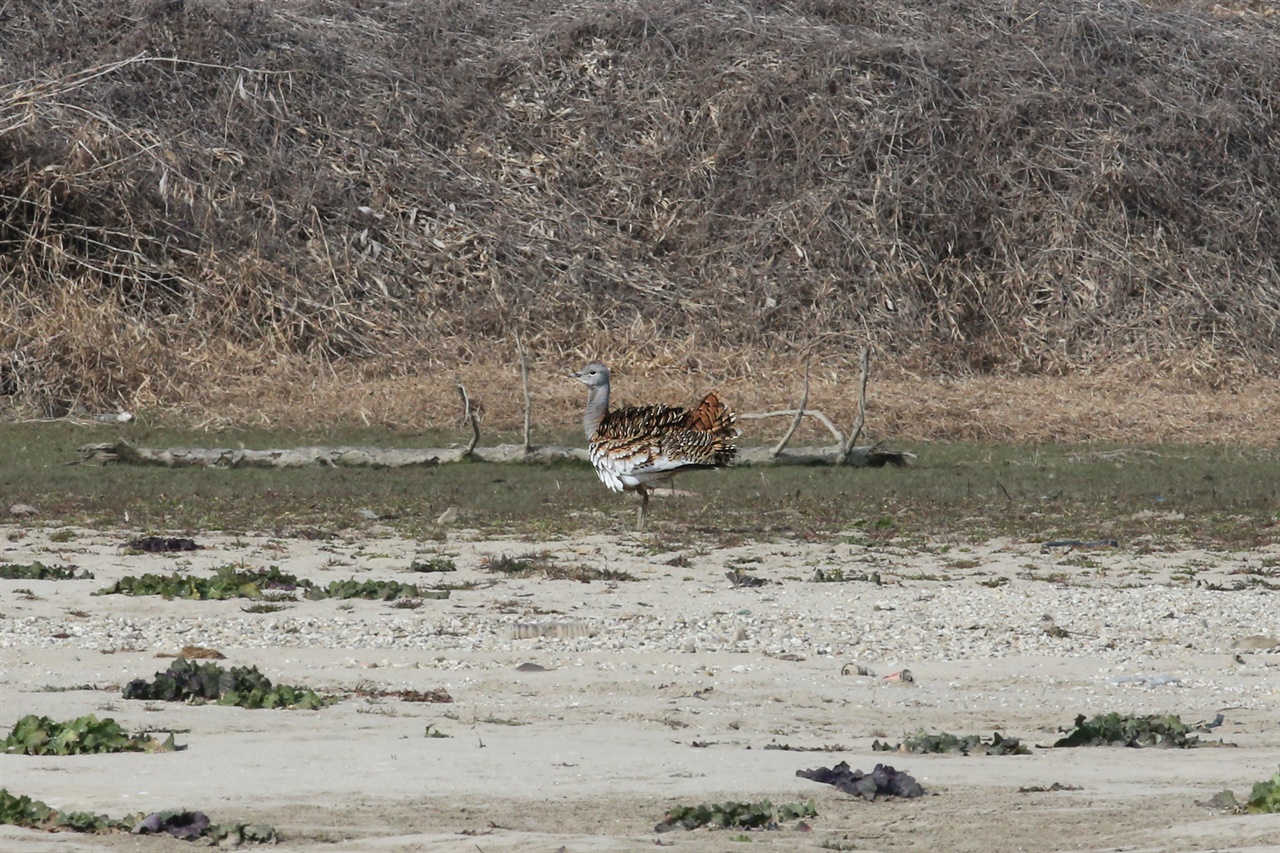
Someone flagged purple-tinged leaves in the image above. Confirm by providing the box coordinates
[797,762,924,801]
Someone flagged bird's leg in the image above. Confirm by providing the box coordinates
[636,485,649,531]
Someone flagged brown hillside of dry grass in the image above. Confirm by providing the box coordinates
[1,0,1278,441]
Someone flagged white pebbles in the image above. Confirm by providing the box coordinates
[2,531,1277,712]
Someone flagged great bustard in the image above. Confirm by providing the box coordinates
[570,361,738,530]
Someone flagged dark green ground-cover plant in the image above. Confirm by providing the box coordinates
[1,789,132,832]
[0,561,92,580]
[655,800,816,832]
[1200,769,1280,815]
[873,730,1029,755]
[3,714,176,755]
[122,657,332,709]
[97,565,444,602]
[0,789,276,842]
[306,578,447,600]
[97,565,310,599]
[1053,713,1208,748]
[1247,768,1280,813]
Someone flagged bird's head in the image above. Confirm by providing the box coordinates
[569,361,610,388]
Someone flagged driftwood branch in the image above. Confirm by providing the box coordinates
[75,345,914,471]
[516,334,532,454]
[840,346,872,462]
[739,409,843,443]
[77,439,585,468]
[76,439,914,469]
[770,357,809,458]
[738,444,915,467]
[454,375,480,457]
[742,346,914,468]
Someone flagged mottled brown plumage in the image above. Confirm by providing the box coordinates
[570,361,738,529]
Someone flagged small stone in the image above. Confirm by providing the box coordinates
[516,662,549,672]
[1233,635,1280,651]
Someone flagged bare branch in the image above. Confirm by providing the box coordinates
[770,357,810,458]
[516,333,532,454]
[454,375,480,457]
[740,409,844,444]
[841,346,872,462]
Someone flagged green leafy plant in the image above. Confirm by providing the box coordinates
[2,714,176,755]
[656,800,816,832]
[1248,768,1280,814]
[0,789,131,832]
[873,730,1029,756]
[1053,713,1206,748]
[96,564,311,600]
[122,656,332,710]
[0,790,276,841]
[97,565,446,602]
[0,561,91,580]
[306,578,446,600]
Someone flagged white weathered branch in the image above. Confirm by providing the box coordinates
[516,333,532,454]
[741,346,912,468]
[77,341,914,472]
[740,409,844,444]
[840,346,872,462]
[77,439,913,469]
[454,375,480,457]
[770,358,810,458]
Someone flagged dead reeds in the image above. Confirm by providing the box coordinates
[2,0,1279,435]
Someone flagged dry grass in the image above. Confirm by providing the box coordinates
[2,0,1279,440]
[157,352,1279,445]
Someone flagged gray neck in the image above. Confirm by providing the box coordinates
[583,381,609,438]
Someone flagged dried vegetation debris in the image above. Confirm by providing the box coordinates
[656,799,817,832]
[797,761,925,801]
[3,0,1280,417]
[873,729,1030,756]
[126,536,201,553]
[480,550,634,581]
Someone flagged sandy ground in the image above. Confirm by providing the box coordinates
[1,524,1278,853]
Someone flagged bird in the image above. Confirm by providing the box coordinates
[569,361,738,530]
